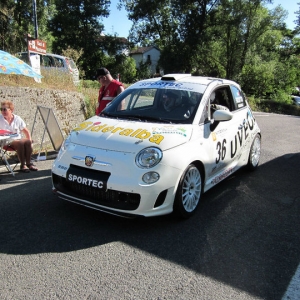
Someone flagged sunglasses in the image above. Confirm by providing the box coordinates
[97,76,105,80]
[0,107,10,111]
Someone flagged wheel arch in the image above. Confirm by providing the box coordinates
[172,159,205,218]
[191,160,205,188]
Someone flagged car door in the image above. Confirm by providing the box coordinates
[204,85,249,187]
[229,85,257,166]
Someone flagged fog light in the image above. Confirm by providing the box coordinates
[142,172,160,184]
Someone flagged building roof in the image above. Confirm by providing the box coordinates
[130,46,160,54]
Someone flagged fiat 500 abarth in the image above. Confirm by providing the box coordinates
[52,74,261,218]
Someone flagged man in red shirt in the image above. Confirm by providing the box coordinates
[95,67,124,115]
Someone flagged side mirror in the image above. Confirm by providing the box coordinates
[213,110,233,121]
[210,110,233,131]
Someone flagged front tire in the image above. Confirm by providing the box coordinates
[247,134,261,170]
[173,164,202,219]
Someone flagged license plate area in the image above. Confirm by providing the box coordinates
[66,164,110,191]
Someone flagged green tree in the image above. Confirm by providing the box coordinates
[123,0,219,73]
[101,53,136,83]
[49,0,110,78]
[203,0,287,79]
[0,0,54,53]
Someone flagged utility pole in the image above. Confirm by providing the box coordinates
[33,0,38,39]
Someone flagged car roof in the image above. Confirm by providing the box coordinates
[135,74,240,88]
[45,53,72,60]
[16,51,72,60]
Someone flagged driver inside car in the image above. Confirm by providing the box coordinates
[210,91,229,112]
[162,91,197,119]
[162,91,179,112]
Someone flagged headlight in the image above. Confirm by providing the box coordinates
[135,147,162,168]
[142,172,160,184]
[60,136,71,151]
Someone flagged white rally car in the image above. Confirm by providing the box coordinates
[52,74,261,218]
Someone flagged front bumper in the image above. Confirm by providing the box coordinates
[51,145,182,217]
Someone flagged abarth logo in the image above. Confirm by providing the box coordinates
[85,155,95,167]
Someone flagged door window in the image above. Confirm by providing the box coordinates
[230,86,246,109]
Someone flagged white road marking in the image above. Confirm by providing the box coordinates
[282,263,300,300]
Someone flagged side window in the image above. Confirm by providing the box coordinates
[42,55,53,67]
[209,87,233,116]
[54,57,64,68]
[230,86,246,109]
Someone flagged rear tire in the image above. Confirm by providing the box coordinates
[173,164,202,219]
[247,134,261,170]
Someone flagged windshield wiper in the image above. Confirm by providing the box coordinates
[101,112,173,123]
[138,115,173,123]
[100,111,119,118]
[124,114,173,123]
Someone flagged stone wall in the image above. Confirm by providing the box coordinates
[0,86,86,152]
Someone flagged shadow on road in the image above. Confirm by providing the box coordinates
[0,153,299,299]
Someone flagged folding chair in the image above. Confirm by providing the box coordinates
[1,144,19,172]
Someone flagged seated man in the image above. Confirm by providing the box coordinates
[162,91,179,112]
[162,91,197,120]
[210,91,229,112]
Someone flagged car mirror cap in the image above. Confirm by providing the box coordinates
[213,110,233,122]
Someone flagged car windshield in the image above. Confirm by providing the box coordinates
[101,88,203,124]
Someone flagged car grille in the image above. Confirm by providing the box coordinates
[52,173,140,211]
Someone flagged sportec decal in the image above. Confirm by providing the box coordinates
[137,82,196,91]
[73,121,165,145]
[68,174,104,189]
[139,82,184,88]
[66,164,109,190]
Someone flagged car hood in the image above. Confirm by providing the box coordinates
[68,116,193,152]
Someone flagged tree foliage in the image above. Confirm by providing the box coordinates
[1,0,300,98]
[48,0,111,78]
[0,0,55,53]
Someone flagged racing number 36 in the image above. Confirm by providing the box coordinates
[216,139,226,164]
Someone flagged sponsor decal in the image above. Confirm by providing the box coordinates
[235,96,243,103]
[152,126,188,137]
[230,110,255,158]
[68,174,104,189]
[215,128,227,135]
[211,132,217,141]
[139,82,184,88]
[136,82,196,91]
[73,121,167,145]
[211,167,234,185]
[66,165,109,191]
[214,109,256,163]
[58,164,68,171]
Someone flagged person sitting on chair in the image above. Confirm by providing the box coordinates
[0,100,38,173]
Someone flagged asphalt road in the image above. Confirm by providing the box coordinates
[0,112,299,300]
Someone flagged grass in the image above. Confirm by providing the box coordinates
[0,72,99,119]
[247,95,300,116]
[0,72,77,91]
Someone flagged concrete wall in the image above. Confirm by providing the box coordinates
[0,86,86,152]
